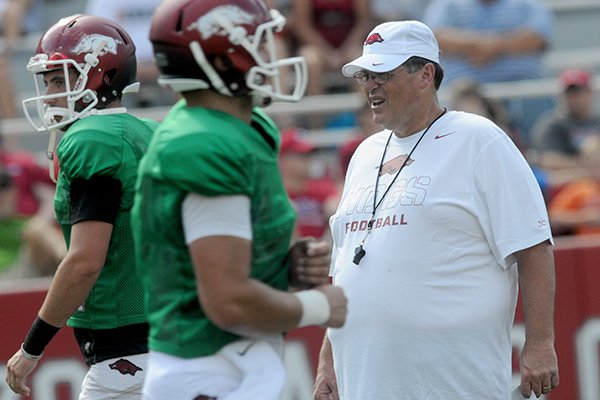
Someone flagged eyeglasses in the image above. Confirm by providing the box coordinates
[353,70,395,86]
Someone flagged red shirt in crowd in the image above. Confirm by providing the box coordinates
[0,151,52,216]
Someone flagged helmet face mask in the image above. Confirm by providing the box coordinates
[23,54,99,132]
[22,14,138,132]
[151,0,307,106]
[237,9,307,104]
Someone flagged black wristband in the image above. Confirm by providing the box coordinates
[22,316,60,356]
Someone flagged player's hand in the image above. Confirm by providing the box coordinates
[315,285,347,328]
[289,238,332,288]
[5,349,39,396]
[519,340,559,398]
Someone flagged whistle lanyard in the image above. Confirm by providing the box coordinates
[353,108,447,265]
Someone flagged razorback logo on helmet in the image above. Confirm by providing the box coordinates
[364,33,384,46]
[192,5,255,39]
[378,154,414,176]
[108,358,143,376]
[72,34,121,56]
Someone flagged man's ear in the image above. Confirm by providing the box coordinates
[419,63,436,89]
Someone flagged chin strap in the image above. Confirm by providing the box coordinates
[46,129,58,183]
[189,41,233,97]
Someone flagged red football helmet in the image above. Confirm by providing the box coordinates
[22,14,139,132]
[149,0,307,106]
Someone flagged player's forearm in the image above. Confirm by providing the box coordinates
[19,253,101,358]
[200,278,305,333]
[517,241,556,343]
[38,253,102,327]
[193,235,343,333]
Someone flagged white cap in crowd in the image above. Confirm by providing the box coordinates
[342,20,440,77]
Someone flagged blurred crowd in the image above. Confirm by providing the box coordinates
[1,0,599,279]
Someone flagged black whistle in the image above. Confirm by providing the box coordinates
[353,245,366,265]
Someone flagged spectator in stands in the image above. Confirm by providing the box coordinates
[370,0,432,24]
[85,0,175,108]
[423,0,553,84]
[448,78,551,200]
[0,56,14,118]
[0,161,19,271]
[288,0,373,97]
[0,0,42,118]
[548,136,600,236]
[0,133,53,217]
[0,0,54,274]
[264,0,299,127]
[279,128,339,240]
[0,132,63,278]
[449,79,513,135]
[531,68,600,173]
[423,0,555,136]
[9,213,66,278]
[338,101,382,176]
[0,160,11,211]
[1,0,41,52]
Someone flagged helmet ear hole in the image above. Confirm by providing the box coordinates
[213,55,246,95]
[104,68,117,85]
[101,68,122,102]
[212,56,229,73]
[175,11,184,33]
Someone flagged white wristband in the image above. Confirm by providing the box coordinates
[21,343,43,361]
[294,290,331,328]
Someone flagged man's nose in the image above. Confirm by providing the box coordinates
[43,94,57,105]
[363,77,381,91]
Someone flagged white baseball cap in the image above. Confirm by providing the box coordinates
[342,20,440,77]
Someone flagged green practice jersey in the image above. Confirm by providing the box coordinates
[132,101,296,358]
[54,112,157,330]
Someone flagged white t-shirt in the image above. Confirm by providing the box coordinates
[181,193,252,244]
[328,110,552,400]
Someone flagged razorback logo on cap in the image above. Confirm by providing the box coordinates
[364,33,384,46]
[109,358,143,376]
